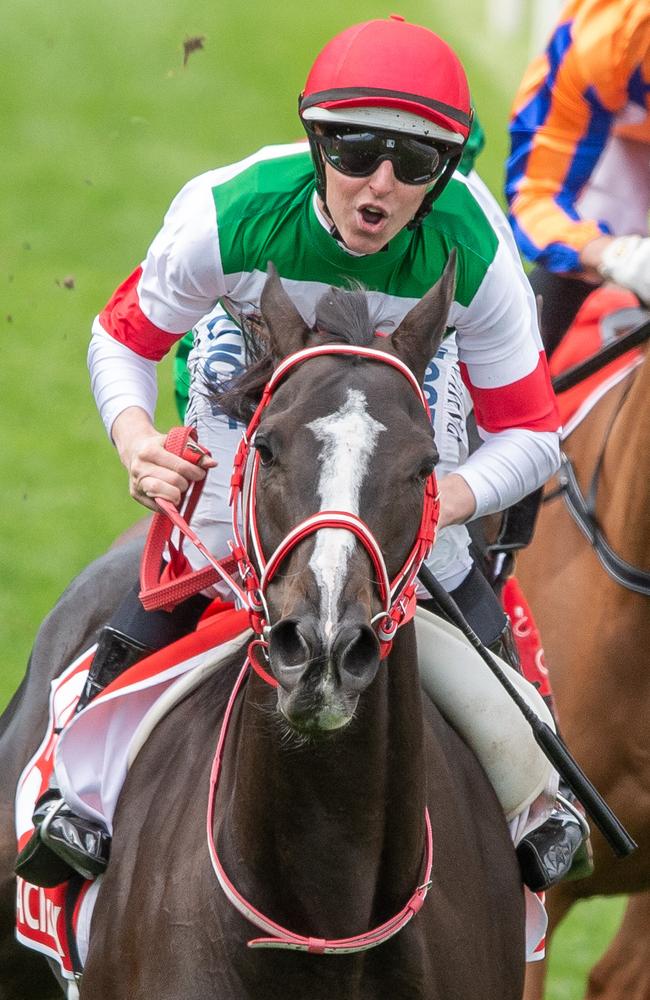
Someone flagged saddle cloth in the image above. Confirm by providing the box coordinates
[549,286,646,437]
[15,607,551,977]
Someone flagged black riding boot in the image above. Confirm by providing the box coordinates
[420,564,592,892]
[15,627,153,887]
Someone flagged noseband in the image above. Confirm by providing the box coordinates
[229,344,440,669]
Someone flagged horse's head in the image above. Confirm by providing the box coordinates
[225,258,456,734]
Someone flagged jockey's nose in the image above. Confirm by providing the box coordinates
[368,158,397,193]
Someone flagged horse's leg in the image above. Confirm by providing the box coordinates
[522,885,576,1000]
[585,892,650,1000]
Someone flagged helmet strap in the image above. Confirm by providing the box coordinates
[307,135,347,243]
[407,149,462,229]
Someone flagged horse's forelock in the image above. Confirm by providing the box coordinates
[214,285,381,421]
[314,284,377,347]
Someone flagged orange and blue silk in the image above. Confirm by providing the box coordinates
[506,0,650,273]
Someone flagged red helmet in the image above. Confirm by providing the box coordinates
[299,16,472,144]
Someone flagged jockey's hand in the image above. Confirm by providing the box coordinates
[111,406,217,512]
[590,234,650,304]
[437,473,477,529]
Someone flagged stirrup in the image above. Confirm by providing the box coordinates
[556,790,594,883]
[15,795,110,887]
[516,795,592,892]
[15,797,78,889]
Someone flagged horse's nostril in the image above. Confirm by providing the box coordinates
[269,618,311,669]
[335,625,380,688]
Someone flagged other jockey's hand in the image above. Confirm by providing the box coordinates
[591,234,650,303]
[437,474,477,529]
[111,406,217,512]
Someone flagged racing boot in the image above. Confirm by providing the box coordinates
[75,626,153,712]
[489,623,594,891]
[15,627,152,887]
[516,784,593,892]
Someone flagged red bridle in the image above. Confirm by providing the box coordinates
[148,344,440,953]
[228,344,440,669]
[142,345,439,668]
[206,346,438,949]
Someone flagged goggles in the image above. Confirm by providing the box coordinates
[308,125,452,186]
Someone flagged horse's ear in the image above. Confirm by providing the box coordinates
[260,262,310,359]
[390,250,457,383]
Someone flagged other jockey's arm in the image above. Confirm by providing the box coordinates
[506,0,649,282]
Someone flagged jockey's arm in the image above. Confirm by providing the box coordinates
[88,172,226,508]
[436,474,477,528]
[443,179,561,524]
[506,0,650,279]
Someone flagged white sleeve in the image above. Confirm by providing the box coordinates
[456,426,560,519]
[447,171,561,515]
[135,171,226,334]
[88,320,158,439]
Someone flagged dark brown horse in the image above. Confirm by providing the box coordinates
[518,337,650,999]
[1,262,525,999]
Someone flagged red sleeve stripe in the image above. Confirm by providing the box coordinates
[460,352,560,434]
[99,267,183,362]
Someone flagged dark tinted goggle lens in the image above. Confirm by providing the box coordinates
[317,130,444,185]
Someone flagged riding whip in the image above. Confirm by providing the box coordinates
[417,564,637,859]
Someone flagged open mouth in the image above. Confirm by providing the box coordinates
[358,205,387,228]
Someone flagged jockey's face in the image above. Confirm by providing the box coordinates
[320,159,429,254]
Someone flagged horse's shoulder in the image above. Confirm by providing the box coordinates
[120,650,245,793]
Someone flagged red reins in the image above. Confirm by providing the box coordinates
[206,661,434,953]
[139,343,441,954]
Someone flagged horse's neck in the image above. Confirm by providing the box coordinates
[598,355,650,564]
[217,626,427,937]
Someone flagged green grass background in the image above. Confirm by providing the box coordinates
[1,0,626,993]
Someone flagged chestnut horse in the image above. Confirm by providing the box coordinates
[0,262,526,999]
[518,336,650,999]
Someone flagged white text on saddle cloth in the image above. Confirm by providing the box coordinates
[14,650,94,979]
[16,879,66,965]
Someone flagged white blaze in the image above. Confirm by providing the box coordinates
[307,388,386,638]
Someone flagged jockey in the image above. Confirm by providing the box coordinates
[17,16,588,893]
[506,0,650,355]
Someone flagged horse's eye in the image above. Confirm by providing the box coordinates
[415,457,436,484]
[254,438,275,467]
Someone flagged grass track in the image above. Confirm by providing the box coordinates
[0,2,628,995]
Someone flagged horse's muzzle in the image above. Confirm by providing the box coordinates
[268,616,380,732]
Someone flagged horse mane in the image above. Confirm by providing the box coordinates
[213,284,378,423]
